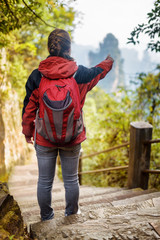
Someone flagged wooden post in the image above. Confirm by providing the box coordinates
[78,149,83,185]
[127,122,153,190]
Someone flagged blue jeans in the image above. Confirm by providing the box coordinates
[35,144,81,221]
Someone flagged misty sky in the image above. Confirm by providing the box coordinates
[72,0,159,60]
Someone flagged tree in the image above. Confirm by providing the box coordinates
[0,0,76,47]
[0,0,77,102]
[131,66,160,125]
[0,0,77,181]
[0,0,76,33]
[127,0,160,52]
[88,33,124,92]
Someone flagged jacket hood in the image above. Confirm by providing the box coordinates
[38,56,78,79]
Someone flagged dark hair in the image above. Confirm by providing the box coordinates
[48,28,73,61]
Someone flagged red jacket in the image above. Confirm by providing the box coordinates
[22,56,113,147]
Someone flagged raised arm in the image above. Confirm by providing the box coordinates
[77,56,114,107]
[74,65,104,84]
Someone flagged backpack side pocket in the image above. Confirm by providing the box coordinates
[35,110,49,140]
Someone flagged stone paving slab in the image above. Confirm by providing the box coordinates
[150,221,160,238]
[11,187,156,227]
[112,191,160,206]
[30,204,160,240]
[8,162,160,240]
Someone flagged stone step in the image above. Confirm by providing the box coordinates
[9,184,121,198]
[8,163,160,239]
[18,188,158,226]
[10,186,123,206]
[112,191,160,206]
[22,195,156,227]
[24,193,160,232]
[13,187,145,210]
[30,199,160,240]
[80,188,155,207]
[8,178,38,187]
[14,187,154,208]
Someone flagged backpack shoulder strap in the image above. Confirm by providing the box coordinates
[72,71,77,79]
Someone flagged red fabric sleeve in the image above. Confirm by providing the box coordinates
[22,89,39,137]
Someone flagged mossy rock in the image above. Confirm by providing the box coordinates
[0,226,11,240]
[0,183,24,238]
[1,209,24,237]
[0,226,31,240]
[0,182,8,194]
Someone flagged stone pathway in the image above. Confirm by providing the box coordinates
[8,158,160,240]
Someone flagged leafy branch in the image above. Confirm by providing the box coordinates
[22,0,55,28]
[0,0,60,34]
[127,0,160,52]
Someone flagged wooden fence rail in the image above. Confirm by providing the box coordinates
[78,121,160,189]
[78,142,129,184]
[142,169,160,174]
[79,165,129,175]
[127,122,160,189]
[144,139,160,144]
[81,142,129,160]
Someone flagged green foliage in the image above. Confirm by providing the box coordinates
[131,67,160,125]
[8,235,15,240]
[82,67,160,189]
[132,67,160,189]
[127,0,160,52]
[0,0,77,105]
[0,0,76,36]
[0,0,40,34]
[82,87,131,187]
[0,171,9,182]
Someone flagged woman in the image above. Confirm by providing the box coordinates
[22,28,114,221]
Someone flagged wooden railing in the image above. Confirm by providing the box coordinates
[142,139,160,174]
[78,121,160,190]
[78,143,129,185]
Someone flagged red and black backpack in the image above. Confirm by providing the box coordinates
[35,75,84,145]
